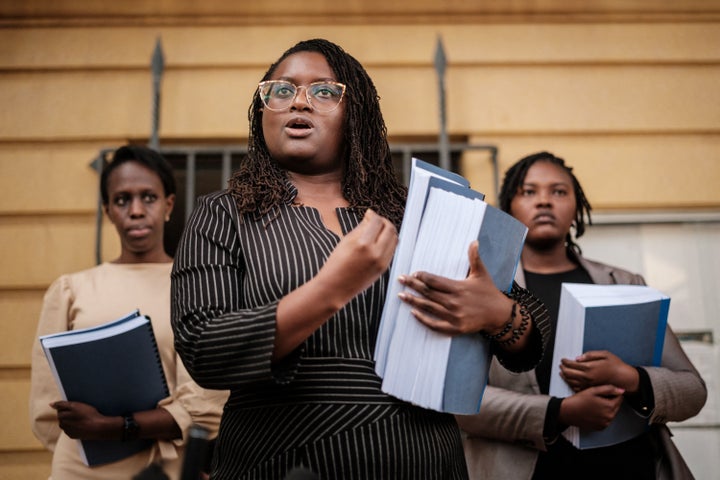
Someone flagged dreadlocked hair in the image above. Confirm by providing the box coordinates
[228,38,407,229]
[498,151,592,257]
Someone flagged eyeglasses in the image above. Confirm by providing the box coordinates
[258,80,346,113]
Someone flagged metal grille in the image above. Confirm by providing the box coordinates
[93,142,498,262]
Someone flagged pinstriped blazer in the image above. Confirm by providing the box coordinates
[456,255,707,480]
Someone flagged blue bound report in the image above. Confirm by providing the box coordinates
[375,158,470,377]
[39,309,169,466]
[549,283,670,449]
[375,158,528,414]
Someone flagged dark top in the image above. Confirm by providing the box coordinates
[524,267,656,480]
[525,267,593,394]
[171,189,550,480]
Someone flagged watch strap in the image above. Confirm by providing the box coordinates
[122,413,140,442]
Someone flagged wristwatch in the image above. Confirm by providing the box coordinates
[122,414,140,442]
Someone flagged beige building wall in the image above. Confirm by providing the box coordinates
[1,1,718,478]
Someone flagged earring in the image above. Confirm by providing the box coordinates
[165,215,170,222]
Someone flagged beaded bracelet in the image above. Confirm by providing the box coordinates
[482,301,517,341]
[497,303,531,346]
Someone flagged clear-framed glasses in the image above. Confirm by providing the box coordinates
[258,80,346,113]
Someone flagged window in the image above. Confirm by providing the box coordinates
[94,142,497,259]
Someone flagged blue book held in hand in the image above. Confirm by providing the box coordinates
[375,158,527,414]
[39,310,169,466]
[549,283,670,449]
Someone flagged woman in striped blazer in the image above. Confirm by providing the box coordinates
[171,38,550,480]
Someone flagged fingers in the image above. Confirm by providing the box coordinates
[356,209,389,240]
[395,239,506,337]
[403,238,490,295]
[50,400,71,412]
[361,209,398,255]
[467,240,489,279]
[559,358,590,389]
[399,273,437,298]
[397,275,460,334]
[397,281,431,306]
[559,370,585,392]
[336,209,397,277]
[398,271,455,303]
[563,385,625,430]
[588,384,625,398]
[560,357,587,370]
[409,309,460,335]
[575,350,611,362]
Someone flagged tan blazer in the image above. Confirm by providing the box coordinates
[456,255,706,480]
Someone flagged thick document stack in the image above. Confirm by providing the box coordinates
[40,309,169,466]
[549,283,670,449]
[374,158,528,414]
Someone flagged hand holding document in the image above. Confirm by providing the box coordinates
[40,310,168,466]
[549,283,670,449]
[374,158,527,414]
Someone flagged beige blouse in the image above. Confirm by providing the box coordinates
[30,262,227,480]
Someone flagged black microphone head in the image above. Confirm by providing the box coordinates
[180,424,211,480]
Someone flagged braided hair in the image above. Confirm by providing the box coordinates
[498,151,592,256]
[228,38,407,228]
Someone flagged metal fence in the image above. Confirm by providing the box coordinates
[93,142,499,262]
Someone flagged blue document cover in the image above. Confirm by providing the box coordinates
[40,310,169,466]
[376,159,527,414]
[434,178,527,413]
[549,283,670,449]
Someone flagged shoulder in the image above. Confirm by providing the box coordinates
[41,264,106,306]
[187,190,240,223]
[197,189,236,209]
[577,256,646,285]
[54,264,105,287]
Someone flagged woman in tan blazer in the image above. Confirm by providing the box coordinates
[456,152,706,480]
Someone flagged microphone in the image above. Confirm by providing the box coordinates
[180,424,211,480]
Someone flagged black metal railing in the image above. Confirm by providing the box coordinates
[92,142,498,262]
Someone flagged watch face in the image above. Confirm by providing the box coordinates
[123,414,140,441]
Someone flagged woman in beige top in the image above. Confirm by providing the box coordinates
[30,145,227,480]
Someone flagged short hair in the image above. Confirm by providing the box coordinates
[228,38,407,228]
[100,145,176,205]
[498,151,592,256]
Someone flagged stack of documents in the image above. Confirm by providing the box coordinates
[549,283,670,448]
[374,158,527,414]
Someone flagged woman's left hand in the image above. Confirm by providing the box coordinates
[51,400,118,440]
[560,350,640,394]
[397,240,513,335]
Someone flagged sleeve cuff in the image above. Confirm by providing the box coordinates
[543,397,568,444]
[624,366,654,417]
